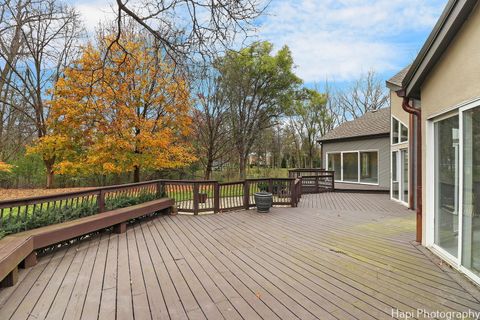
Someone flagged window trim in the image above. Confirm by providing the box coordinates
[391,116,409,145]
[326,149,380,186]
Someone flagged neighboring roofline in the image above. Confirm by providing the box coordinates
[317,133,390,144]
[402,0,478,99]
[386,82,402,91]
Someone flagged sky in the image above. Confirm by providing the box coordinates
[74,0,449,90]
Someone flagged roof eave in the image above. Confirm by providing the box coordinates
[403,0,478,99]
[317,132,390,144]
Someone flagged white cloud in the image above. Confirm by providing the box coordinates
[74,0,116,33]
[71,0,447,83]
[256,0,447,82]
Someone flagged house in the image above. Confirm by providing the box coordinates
[391,0,480,285]
[387,66,413,208]
[318,107,390,192]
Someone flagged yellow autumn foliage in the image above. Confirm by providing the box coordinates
[0,161,12,172]
[30,31,195,176]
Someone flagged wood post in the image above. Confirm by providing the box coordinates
[290,180,296,207]
[98,190,105,213]
[213,183,220,213]
[193,182,199,215]
[315,176,319,193]
[113,222,127,234]
[0,267,18,288]
[156,181,165,198]
[243,180,250,210]
[20,252,37,269]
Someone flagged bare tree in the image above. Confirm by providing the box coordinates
[0,0,84,187]
[335,70,389,121]
[193,70,231,180]
[111,0,266,68]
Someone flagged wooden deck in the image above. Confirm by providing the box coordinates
[1,193,479,319]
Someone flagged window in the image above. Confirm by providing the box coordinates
[434,115,459,258]
[360,151,378,183]
[343,152,358,182]
[392,117,408,144]
[327,153,341,180]
[392,118,399,144]
[392,151,399,200]
[328,150,378,184]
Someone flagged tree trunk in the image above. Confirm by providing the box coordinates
[204,159,213,180]
[133,165,140,183]
[45,160,55,189]
[239,156,247,179]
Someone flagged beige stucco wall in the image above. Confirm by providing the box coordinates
[390,91,410,126]
[420,3,480,244]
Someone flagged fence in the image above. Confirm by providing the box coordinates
[288,169,335,193]
[163,178,301,214]
[0,178,302,237]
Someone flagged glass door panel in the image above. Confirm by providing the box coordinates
[401,149,408,203]
[392,151,399,200]
[434,115,459,258]
[462,107,480,276]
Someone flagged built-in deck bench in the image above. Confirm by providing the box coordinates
[0,198,174,287]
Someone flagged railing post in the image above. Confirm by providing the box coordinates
[290,180,296,207]
[243,180,250,210]
[268,179,273,193]
[214,182,220,213]
[331,172,335,191]
[193,182,199,215]
[156,181,165,198]
[315,176,319,193]
[98,190,105,213]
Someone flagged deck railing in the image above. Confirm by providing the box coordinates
[0,177,303,237]
[288,169,335,193]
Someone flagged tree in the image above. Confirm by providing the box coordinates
[0,0,84,187]
[0,161,12,172]
[335,70,389,121]
[290,88,331,168]
[30,29,195,182]
[217,41,302,178]
[112,0,265,66]
[193,71,231,180]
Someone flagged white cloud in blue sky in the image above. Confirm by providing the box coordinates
[255,0,448,84]
[73,0,448,85]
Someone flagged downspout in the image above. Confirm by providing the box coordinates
[397,90,422,243]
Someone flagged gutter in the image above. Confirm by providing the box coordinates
[397,89,422,243]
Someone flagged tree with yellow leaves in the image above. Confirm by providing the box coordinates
[0,161,12,172]
[30,28,195,183]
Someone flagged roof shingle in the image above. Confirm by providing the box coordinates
[318,107,390,142]
[386,65,411,88]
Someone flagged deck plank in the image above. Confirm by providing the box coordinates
[1,193,479,319]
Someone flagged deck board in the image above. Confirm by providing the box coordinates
[1,192,479,319]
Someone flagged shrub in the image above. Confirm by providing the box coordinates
[0,191,160,239]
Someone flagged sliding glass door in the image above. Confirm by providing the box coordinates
[434,115,459,258]
[462,106,480,277]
